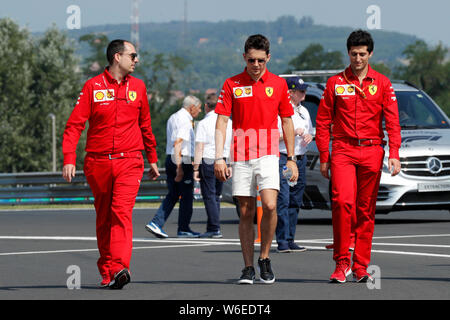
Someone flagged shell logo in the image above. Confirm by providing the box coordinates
[235,88,243,97]
[336,86,345,95]
[95,91,105,101]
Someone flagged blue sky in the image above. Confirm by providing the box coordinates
[1,0,449,45]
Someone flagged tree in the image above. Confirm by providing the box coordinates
[395,40,449,116]
[371,62,392,77]
[79,33,110,80]
[285,43,344,81]
[0,18,82,172]
[133,51,189,164]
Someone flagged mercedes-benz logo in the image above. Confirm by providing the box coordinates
[427,157,442,174]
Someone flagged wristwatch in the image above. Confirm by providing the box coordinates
[287,156,296,161]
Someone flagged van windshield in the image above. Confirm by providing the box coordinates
[396,91,450,129]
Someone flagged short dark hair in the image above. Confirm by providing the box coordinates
[106,39,129,65]
[205,93,218,109]
[244,34,270,54]
[346,30,374,53]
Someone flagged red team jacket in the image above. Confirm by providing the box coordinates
[215,69,293,161]
[316,66,401,163]
[63,68,158,165]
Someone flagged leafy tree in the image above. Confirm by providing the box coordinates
[285,43,344,81]
[395,40,449,115]
[0,18,82,172]
[371,62,392,77]
[79,33,109,80]
[133,51,189,164]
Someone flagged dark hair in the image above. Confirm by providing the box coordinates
[106,39,128,65]
[244,34,270,54]
[346,30,374,53]
[205,93,218,109]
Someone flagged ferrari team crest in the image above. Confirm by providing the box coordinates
[368,85,377,95]
[265,87,274,97]
[128,91,137,102]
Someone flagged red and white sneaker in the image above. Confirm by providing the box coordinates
[329,260,351,283]
[353,269,374,283]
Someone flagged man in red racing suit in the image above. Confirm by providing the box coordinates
[316,30,401,283]
[62,39,159,289]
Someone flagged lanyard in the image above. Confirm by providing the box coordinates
[102,75,130,103]
[294,106,305,120]
[342,71,374,100]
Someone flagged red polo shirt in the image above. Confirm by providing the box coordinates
[215,68,293,161]
[316,65,401,163]
[63,68,158,165]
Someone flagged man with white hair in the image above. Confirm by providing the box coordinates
[146,95,202,238]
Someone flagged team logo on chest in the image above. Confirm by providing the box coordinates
[368,85,378,95]
[128,90,137,102]
[233,86,253,98]
[265,87,274,97]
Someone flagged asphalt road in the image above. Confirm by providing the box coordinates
[0,206,449,305]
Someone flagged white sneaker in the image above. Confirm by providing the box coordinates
[145,222,168,238]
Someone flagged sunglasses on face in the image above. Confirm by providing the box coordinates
[247,58,266,64]
[120,52,138,60]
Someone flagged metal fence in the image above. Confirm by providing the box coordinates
[0,169,170,205]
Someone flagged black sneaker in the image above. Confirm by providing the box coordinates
[237,266,256,285]
[258,258,275,284]
[109,268,131,289]
[288,242,307,252]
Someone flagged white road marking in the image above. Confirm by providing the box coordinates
[0,234,449,258]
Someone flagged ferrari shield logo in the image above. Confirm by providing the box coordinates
[369,85,377,95]
[128,91,137,101]
[265,87,274,97]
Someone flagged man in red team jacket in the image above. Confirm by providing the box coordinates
[316,30,401,283]
[62,39,159,289]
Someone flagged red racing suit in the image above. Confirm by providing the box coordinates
[316,65,401,270]
[63,68,157,283]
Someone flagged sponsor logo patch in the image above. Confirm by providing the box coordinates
[335,84,355,96]
[94,89,115,102]
[233,86,252,98]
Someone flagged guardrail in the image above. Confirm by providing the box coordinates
[0,169,170,205]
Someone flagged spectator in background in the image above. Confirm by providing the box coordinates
[145,95,202,238]
[276,76,313,253]
[193,93,233,238]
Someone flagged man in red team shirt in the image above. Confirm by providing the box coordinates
[62,39,160,289]
[316,30,401,283]
[215,34,298,284]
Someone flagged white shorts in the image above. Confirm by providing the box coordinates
[232,155,280,197]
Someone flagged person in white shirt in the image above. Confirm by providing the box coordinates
[193,93,233,238]
[145,95,202,238]
[276,76,314,252]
